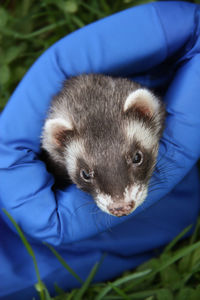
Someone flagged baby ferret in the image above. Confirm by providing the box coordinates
[41,74,165,217]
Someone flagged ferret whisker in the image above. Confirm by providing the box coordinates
[155,167,175,174]
[154,168,173,177]
[155,159,172,167]
[148,180,167,188]
[149,179,170,188]
[105,215,113,233]
[148,187,165,193]
[149,178,167,184]
[74,201,94,214]
[155,162,176,172]
[153,168,175,179]
[150,181,167,188]
[91,207,104,232]
[148,186,164,192]
[155,155,166,166]
[90,205,101,214]
[91,208,113,233]
[90,208,103,215]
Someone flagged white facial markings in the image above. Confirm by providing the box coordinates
[95,185,148,216]
[136,188,148,207]
[124,185,139,203]
[65,139,85,178]
[124,184,147,209]
[125,120,157,150]
[96,193,113,215]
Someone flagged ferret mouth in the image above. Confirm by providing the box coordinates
[95,186,147,217]
[96,199,135,217]
[107,201,135,217]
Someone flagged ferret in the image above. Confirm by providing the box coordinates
[41,74,165,217]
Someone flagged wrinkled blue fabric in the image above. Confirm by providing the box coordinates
[1,1,200,299]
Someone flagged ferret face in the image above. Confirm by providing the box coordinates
[64,135,158,216]
[41,74,165,217]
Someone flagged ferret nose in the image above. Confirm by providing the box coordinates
[108,201,135,217]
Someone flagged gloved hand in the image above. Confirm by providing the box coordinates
[0,1,200,247]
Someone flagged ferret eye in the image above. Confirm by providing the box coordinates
[80,169,94,182]
[132,151,143,165]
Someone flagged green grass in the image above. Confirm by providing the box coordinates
[3,208,200,300]
[1,1,200,299]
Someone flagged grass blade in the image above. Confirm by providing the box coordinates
[163,224,192,253]
[108,282,131,300]
[95,269,151,300]
[158,241,200,273]
[0,20,66,39]
[75,261,101,300]
[79,2,105,18]
[2,208,45,300]
[190,218,200,245]
[66,289,78,300]
[44,243,83,284]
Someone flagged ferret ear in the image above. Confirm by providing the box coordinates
[123,89,160,118]
[42,117,74,149]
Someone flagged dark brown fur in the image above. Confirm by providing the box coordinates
[41,74,165,207]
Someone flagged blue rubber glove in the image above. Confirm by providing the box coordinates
[0,2,200,299]
[0,0,199,243]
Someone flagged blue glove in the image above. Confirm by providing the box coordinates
[0,1,200,299]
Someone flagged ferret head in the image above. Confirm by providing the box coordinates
[41,75,165,217]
